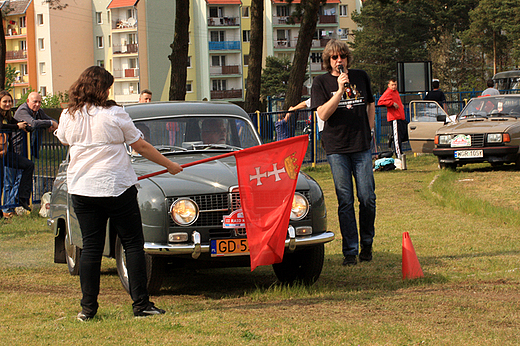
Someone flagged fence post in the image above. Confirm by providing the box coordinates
[255,110,261,136]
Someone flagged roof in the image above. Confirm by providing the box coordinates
[271,0,340,3]
[1,0,31,16]
[107,0,139,9]
[206,0,242,4]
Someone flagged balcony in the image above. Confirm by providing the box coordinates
[113,68,140,79]
[113,18,137,30]
[209,41,240,51]
[208,16,239,26]
[318,14,337,24]
[210,65,241,75]
[113,43,138,54]
[211,89,242,99]
[6,50,27,60]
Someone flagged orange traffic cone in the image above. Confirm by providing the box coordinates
[402,232,424,280]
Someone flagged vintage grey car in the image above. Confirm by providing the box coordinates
[433,95,520,169]
[49,101,333,293]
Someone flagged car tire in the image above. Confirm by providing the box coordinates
[115,236,165,295]
[272,244,325,285]
[65,231,81,275]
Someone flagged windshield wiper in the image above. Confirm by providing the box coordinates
[154,145,188,152]
[193,143,242,151]
[488,112,518,119]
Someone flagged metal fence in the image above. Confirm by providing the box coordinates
[1,128,67,210]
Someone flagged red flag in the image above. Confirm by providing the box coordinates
[235,135,309,271]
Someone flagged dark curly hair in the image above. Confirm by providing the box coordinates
[67,66,117,116]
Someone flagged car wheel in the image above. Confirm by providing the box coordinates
[65,231,81,275]
[272,244,325,285]
[115,236,165,295]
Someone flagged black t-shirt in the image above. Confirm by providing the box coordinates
[311,69,374,154]
[424,89,446,104]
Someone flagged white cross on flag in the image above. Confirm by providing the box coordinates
[235,135,309,270]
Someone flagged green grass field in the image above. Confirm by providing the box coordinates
[1,154,519,345]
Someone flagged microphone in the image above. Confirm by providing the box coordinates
[337,65,348,88]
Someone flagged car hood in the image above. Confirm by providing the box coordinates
[132,152,311,197]
[437,118,520,134]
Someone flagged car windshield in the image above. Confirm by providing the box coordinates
[132,116,260,153]
[458,96,520,120]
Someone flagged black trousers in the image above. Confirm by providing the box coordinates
[71,186,149,315]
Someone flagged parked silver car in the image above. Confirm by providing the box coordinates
[49,102,333,293]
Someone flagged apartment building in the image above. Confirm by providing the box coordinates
[2,0,361,103]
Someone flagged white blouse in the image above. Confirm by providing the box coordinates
[55,105,142,197]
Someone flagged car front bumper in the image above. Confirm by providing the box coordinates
[433,145,519,164]
[144,229,335,259]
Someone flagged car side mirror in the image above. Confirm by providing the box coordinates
[437,114,446,123]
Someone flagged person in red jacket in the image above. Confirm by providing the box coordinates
[377,78,406,158]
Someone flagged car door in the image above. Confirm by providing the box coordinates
[408,101,449,153]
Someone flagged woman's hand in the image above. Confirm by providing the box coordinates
[17,121,28,131]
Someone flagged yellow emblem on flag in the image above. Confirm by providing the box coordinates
[284,152,299,180]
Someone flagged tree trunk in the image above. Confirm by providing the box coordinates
[284,0,321,110]
[0,20,6,90]
[169,0,190,101]
[244,0,264,113]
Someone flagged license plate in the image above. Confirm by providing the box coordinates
[210,238,249,257]
[454,150,483,158]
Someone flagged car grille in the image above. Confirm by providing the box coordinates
[167,189,311,230]
[469,134,484,147]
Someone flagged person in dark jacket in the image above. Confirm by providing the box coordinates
[0,90,34,216]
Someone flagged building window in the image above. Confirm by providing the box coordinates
[96,12,102,24]
[310,53,322,63]
[97,60,105,68]
[108,35,111,47]
[187,56,191,68]
[22,87,29,95]
[276,6,288,17]
[19,16,26,28]
[40,86,47,96]
[129,58,137,69]
[21,64,28,76]
[242,6,249,17]
[340,28,350,40]
[39,62,46,75]
[212,80,227,91]
[244,55,249,66]
[96,36,104,48]
[37,14,44,25]
[339,5,349,17]
[209,6,223,18]
[210,31,225,42]
[38,38,45,50]
[243,30,250,42]
[212,56,226,67]
[20,40,27,51]
[186,82,193,92]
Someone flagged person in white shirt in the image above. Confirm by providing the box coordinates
[481,79,500,96]
[55,66,182,321]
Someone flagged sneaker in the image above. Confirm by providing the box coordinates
[134,302,166,317]
[359,244,373,262]
[77,311,94,322]
[2,211,15,219]
[342,255,357,266]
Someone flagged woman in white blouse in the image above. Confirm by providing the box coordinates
[56,66,182,321]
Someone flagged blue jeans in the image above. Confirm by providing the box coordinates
[71,186,150,316]
[327,150,376,257]
[2,167,22,213]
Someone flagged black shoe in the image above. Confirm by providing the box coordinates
[342,255,357,266]
[18,198,32,212]
[359,244,373,262]
[134,302,166,317]
[77,311,95,322]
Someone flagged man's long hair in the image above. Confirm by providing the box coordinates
[322,39,352,73]
[67,66,117,116]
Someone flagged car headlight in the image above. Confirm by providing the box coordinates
[170,198,199,226]
[291,192,309,220]
[487,133,503,143]
[438,135,453,145]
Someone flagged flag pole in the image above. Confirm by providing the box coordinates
[137,151,236,180]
